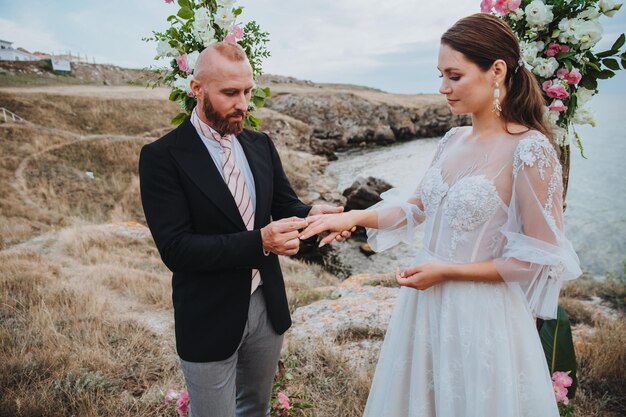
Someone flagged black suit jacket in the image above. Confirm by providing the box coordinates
[138,117,311,362]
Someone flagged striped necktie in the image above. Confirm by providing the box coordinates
[191,110,261,294]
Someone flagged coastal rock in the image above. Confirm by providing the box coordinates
[288,273,399,370]
[261,78,470,157]
[342,176,393,211]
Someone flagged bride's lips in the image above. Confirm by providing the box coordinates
[447,98,459,105]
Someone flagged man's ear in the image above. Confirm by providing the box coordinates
[190,78,202,98]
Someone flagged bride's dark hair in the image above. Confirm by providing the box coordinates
[441,13,553,144]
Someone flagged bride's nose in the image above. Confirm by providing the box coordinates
[439,80,452,95]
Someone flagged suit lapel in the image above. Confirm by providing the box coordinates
[169,118,246,230]
[238,131,270,229]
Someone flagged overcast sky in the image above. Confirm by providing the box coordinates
[0,0,624,93]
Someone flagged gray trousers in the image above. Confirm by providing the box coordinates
[180,289,284,417]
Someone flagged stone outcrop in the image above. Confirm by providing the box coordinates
[342,176,393,212]
[258,75,470,157]
[288,273,399,370]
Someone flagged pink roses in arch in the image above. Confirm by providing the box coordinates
[480,0,521,14]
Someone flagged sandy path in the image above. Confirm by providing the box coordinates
[0,85,171,100]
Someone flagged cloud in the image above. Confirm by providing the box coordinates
[0,17,69,54]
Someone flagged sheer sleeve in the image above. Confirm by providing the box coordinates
[365,128,457,252]
[494,133,581,319]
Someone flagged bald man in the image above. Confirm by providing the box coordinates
[139,42,343,416]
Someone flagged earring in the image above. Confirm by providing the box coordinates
[493,81,502,116]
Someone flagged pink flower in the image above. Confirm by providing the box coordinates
[165,0,174,3]
[556,68,582,85]
[495,0,508,14]
[164,389,179,404]
[277,392,290,410]
[566,68,582,85]
[553,384,568,402]
[508,0,521,10]
[177,391,189,416]
[229,25,244,40]
[543,81,569,99]
[176,54,191,74]
[545,42,570,57]
[552,371,573,388]
[224,34,237,44]
[480,0,494,13]
[549,100,568,112]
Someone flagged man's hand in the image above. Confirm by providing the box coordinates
[308,204,344,217]
[261,217,308,256]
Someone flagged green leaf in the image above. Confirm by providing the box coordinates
[586,61,601,72]
[603,58,620,70]
[597,69,616,79]
[539,306,578,397]
[611,33,625,52]
[564,60,572,71]
[595,49,616,59]
[555,51,576,60]
[169,90,181,102]
[167,15,178,22]
[171,112,188,126]
[177,6,194,20]
[263,87,271,97]
[622,58,626,70]
[580,77,598,90]
[177,0,192,9]
[251,96,265,108]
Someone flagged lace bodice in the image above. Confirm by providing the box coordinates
[366,127,581,319]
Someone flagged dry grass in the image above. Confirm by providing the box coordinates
[0,250,181,417]
[574,316,626,416]
[284,341,372,417]
[280,256,340,310]
[562,273,626,312]
[560,297,597,326]
[24,138,149,224]
[0,92,178,135]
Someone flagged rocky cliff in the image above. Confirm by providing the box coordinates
[257,75,469,157]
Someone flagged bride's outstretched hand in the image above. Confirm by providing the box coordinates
[395,262,448,290]
[300,212,357,247]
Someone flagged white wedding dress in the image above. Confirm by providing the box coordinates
[362,127,581,417]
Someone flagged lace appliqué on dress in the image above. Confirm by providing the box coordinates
[421,166,449,217]
[444,175,500,251]
[513,133,563,232]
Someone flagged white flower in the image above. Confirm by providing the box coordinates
[578,6,601,20]
[574,20,603,50]
[194,7,212,29]
[600,0,623,17]
[572,106,596,126]
[576,87,596,106]
[156,40,177,58]
[214,5,235,29]
[520,40,545,67]
[193,23,217,47]
[218,0,236,7]
[532,57,559,78]
[525,0,554,28]
[546,108,560,127]
[172,74,193,95]
[510,8,525,21]
[186,51,200,73]
[558,18,578,44]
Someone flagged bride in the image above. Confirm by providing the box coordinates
[300,13,581,417]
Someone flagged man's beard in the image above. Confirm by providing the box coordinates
[201,95,245,136]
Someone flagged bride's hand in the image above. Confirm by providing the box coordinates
[395,262,448,290]
[300,212,358,246]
